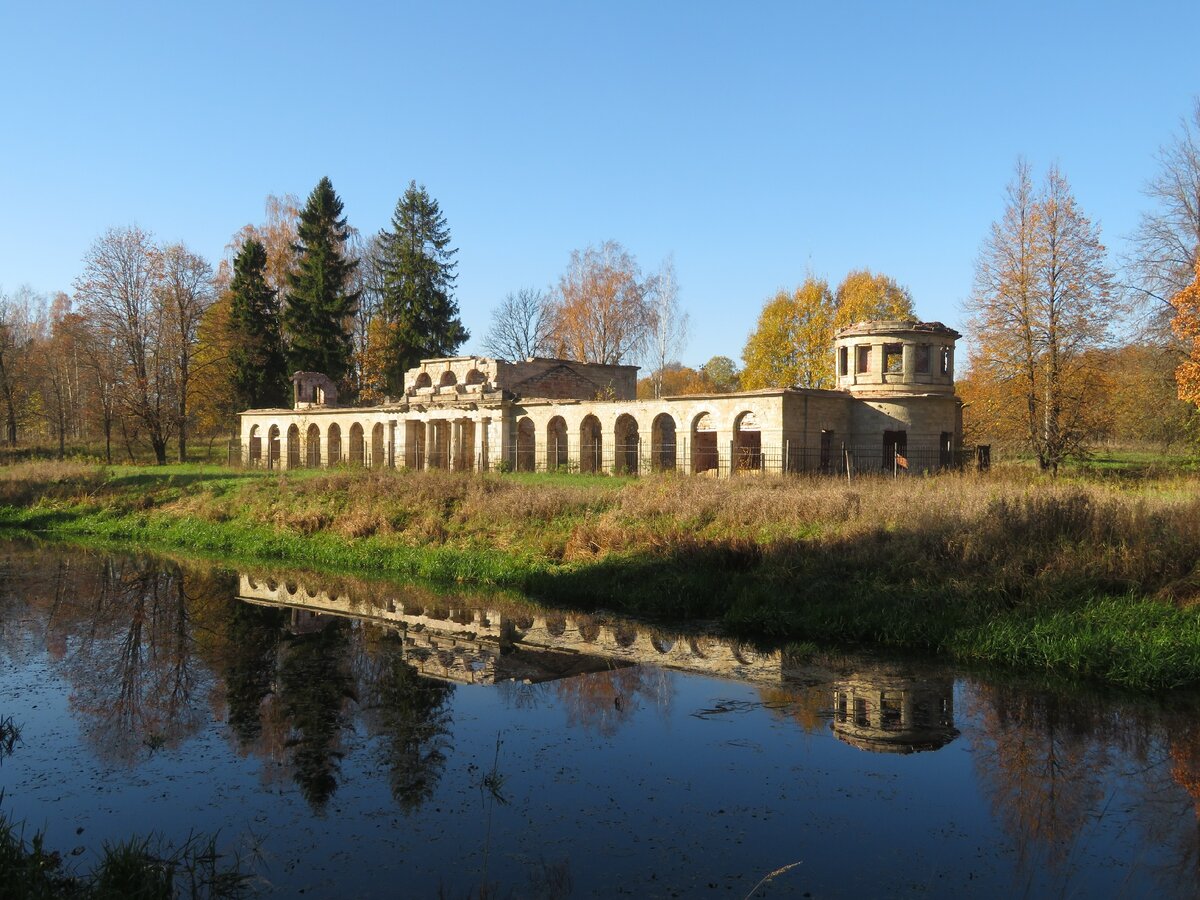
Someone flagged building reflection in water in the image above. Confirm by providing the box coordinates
[831,666,958,753]
[238,574,795,688]
[239,572,960,755]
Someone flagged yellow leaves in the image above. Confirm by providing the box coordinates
[741,279,836,390]
[740,270,914,392]
[834,268,916,329]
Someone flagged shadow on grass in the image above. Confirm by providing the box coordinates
[104,471,262,490]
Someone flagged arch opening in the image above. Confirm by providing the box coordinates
[691,412,717,475]
[651,414,677,472]
[349,422,366,465]
[546,416,568,470]
[306,424,321,467]
[371,422,386,467]
[580,415,603,474]
[328,423,342,464]
[734,411,762,473]
[248,425,262,466]
[614,414,639,475]
[516,417,536,472]
[267,425,281,469]
[286,424,301,468]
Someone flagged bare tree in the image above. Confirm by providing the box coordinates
[74,226,176,464]
[0,287,41,445]
[159,244,214,462]
[644,255,689,397]
[1128,99,1200,330]
[482,287,553,360]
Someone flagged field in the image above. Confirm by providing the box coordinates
[3,456,1200,690]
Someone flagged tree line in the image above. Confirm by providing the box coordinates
[0,177,469,463]
[4,99,1200,467]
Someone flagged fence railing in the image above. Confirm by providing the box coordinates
[230,438,993,477]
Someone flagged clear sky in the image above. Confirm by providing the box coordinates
[3,1,1198,368]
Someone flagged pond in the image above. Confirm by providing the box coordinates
[1,541,1199,897]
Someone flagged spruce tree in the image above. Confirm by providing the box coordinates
[376,181,468,393]
[283,177,359,383]
[228,238,288,409]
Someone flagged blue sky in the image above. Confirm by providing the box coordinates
[3,1,1198,367]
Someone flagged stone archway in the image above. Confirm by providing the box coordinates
[267,425,281,469]
[734,411,761,472]
[691,412,717,474]
[516,417,536,472]
[371,422,385,467]
[651,413,677,472]
[349,423,365,465]
[615,414,639,475]
[286,424,301,468]
[546,416,568,470]
[328,423,342,464]
[306,424,321,467]
[580,415,603,474]
[248,425,262,466]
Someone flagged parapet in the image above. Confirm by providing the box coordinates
[404,356,638,403]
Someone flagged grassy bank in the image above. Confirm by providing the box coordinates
[3,461,1200,691]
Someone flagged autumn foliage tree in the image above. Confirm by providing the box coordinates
[965,160,1116,472]
[1171,259,1200,407]
[740,271,915,390]
[547,241,654,365]
[741,277,836,389]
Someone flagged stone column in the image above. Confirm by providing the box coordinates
[479,417,491,472]
[450,420,462,472]
[425,419,437,470]
[388,420,397,468]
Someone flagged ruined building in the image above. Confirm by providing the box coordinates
[240,319,962,474]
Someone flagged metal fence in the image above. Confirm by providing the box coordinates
[230,437,992,477]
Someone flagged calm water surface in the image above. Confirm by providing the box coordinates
[1,541,1199,898]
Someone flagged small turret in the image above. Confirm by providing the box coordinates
[833,320,960,396]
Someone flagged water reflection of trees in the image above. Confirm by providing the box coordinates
[963,681,1200,896]
[356,629,454,811]
[551,665,673,738]
[0,546,459,815]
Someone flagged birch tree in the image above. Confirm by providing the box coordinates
[548,241,654,365]
[159,243,214,461]
[645,255,689,398]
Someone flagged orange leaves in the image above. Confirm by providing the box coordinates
[1171,260,1200,407]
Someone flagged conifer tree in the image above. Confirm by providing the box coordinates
[228,238,288,409]
[376,182,467,393]
[284,177,359,383]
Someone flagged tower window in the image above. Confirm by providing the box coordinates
[940,346,952,376]
[884,344,903,374]
[838,346,848,376]
[855,345,870,374]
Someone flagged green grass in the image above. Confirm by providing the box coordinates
[5,459,1200,691]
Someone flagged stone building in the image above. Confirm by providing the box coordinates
[240,319,962,475]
